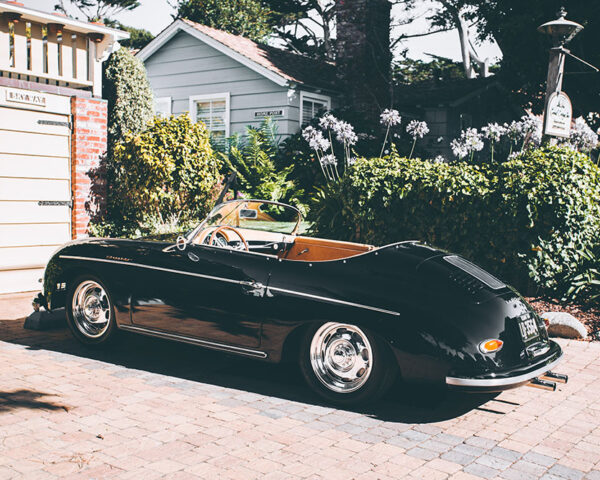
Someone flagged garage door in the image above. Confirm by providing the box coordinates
[0,106,72,294]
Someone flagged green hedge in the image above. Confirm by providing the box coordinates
[93,115,221,237]
[309,146,600,297]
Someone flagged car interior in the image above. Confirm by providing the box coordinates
[191,200,375,262]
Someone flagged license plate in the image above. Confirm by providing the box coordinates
[518,316,539,341]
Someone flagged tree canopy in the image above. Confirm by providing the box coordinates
[171,0,275,42]
[54,0,140,22]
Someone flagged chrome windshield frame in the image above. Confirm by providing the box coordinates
[186,199,302,243]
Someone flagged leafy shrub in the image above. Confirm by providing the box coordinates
[94,115,221,236]
[222,119,305,213]
[103,47,154,154]
[310,146,600,296]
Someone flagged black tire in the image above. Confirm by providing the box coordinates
[299,322,397,406]
[66,274,118,346]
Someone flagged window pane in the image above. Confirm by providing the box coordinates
[302,98,328,125]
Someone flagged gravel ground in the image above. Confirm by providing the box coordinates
[526,297,600,341]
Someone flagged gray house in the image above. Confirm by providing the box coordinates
[137,19,338,143]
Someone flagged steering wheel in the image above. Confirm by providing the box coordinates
[208,225,249,251]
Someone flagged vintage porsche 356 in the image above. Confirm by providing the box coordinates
[38,199,567,405]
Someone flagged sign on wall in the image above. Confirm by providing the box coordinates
[254,109,284,119]
[544,91,572,138]
[5,88,48,108]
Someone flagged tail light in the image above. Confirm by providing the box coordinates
[479,339,504,354]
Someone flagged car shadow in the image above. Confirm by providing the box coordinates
[1,318,501,424]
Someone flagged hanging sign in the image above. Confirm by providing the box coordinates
[544,91,572,138]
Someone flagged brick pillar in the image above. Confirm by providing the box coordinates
[71,96,107,239]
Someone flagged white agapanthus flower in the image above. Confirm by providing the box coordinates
[451,128,483,158]
[319,113,339,130]
[347,157,357,166]
[451,138,469,159]
[303,126,330,151]
[433,155,445,164]
[519,115,543,146]
[481,123,506,142]
[463,128,484,152]
[380,108,401,127]
[406,120,429,139]
[320,154,337,167]
[334,121,358,145]
[569,117,599,152]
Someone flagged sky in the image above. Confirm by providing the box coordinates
[20,0,502,63]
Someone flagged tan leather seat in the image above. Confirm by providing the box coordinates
[282,236,374,262]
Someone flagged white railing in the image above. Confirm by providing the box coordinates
[0,15,93,89]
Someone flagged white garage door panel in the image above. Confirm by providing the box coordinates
[0,268,43,294]
[0,130,69,157]
[0,178,70,201]
[0,108,70,136]
[0,154,70,179]
[0,223,71,247]
[0,201,69,224]
[0,245,59,269]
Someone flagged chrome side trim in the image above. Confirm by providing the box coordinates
[446,355,562,387]
[59,255,400,316]
[59,255,241,285]
[267,286,401,317]
[119,324,268,358]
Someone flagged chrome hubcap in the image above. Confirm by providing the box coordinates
[72,280,111,338]
[310,323,372,393]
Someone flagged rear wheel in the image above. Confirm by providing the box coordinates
[299,322,397,406]
[66,275,117,345]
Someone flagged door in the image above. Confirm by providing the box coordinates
[0,106,71,294]
[130,243,272,349]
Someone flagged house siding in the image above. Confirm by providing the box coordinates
[144,31,305,138]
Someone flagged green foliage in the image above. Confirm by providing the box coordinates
[100,115,221,236]
[221,119,302,210]
[54,0,140,22]
[104,21,154,49]
[103,47,154,154]
[310,146,600,299]
[173,0,274,42]
[393,56,467,85]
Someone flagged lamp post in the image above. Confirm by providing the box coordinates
[538,8,583,141]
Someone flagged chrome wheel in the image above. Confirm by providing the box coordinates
[310,323,373,393]
[71,280,111,339]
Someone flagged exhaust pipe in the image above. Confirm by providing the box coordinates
[540,371,568,384]
[527,377,556,391]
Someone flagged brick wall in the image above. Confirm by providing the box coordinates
[71,96,107,239]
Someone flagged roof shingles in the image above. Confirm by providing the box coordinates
[181,18,337,91]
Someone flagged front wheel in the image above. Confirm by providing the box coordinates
[299,322,397,406]
[66,275,117,346]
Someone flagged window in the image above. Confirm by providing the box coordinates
[190,93,230,147]
[300,92,331,125]
[154,97,172,118]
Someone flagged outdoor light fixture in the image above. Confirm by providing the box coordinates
[2,12,22,23]
[537,7,583,47]
[87,32,105,43]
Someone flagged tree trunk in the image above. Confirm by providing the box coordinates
[335,0,392,124]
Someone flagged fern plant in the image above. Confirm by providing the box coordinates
[221,119,301,205]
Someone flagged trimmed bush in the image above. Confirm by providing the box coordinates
[98,115,221,236]
[103,47,154,154]
[310,146,600,296]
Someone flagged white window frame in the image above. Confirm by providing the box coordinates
[154,96,172,117]
[299,91,331,125]
[189,92,231,138]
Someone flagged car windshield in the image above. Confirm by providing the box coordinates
[200,200,301,235]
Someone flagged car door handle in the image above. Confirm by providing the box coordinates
[240,281,266,297]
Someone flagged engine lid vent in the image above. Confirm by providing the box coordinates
[444,255,506,290]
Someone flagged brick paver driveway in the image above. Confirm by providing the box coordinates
[1,293,599,479]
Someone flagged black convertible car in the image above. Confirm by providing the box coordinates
[39,199,566,405]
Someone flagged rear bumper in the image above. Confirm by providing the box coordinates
[446,342,563,392]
